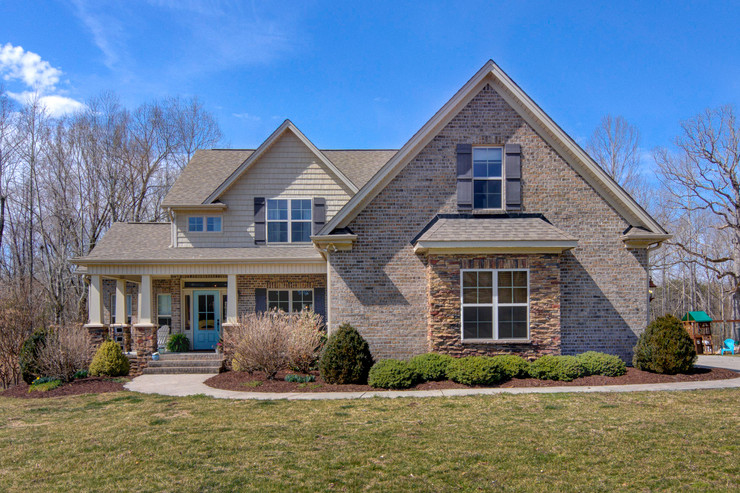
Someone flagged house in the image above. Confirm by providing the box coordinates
[74,60,670,371]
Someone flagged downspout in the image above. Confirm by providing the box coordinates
[316,243,338,334]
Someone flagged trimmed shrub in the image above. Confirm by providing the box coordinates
[166,333,190,353]
[577,351,626,377]
[368,359,419,389]
[633,315,696,374]
[408,353,454,381]
[528,355,586,381]
[319,323,373,384]
[446,356,505,386]
[494,355,530,379]
[528,355,560,380]
[19,328,48,384]
[554,355,586,382]
[89,341,130,377]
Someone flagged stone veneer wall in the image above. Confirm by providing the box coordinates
[428,254,561,358]
[330,83,650,362]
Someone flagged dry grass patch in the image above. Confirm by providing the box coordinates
[0,390,738,491]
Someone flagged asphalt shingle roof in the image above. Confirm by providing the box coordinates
[415,216,577,243]
[161,148,396,207]
[77,222,323,263]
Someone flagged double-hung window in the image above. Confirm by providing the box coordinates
[473,147,503,209]
[267,289,314,312]
[461,269,529,340]
[267,199,312,243]
[188,216,221,232]
[157,294,172,328]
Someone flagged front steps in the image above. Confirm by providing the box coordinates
[142,352,223,375]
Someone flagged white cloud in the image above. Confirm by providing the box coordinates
[0,43,62,90]
[0,44,85,117]
[7,91,86,118]
[233,113,261,122]
[70,0,126,71]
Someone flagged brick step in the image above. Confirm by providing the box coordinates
[158,352,222,361]
[142,366,220,375]
[148,359,223,368]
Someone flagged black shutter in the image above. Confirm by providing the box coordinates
[255,288,266,313]
[456,144,473,210]
[254,197,266,245]
[505,144,521,210]
[313,287,326,325]
[313,198,326,235]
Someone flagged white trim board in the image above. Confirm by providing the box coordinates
[319,60,667,237]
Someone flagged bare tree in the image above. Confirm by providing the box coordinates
[587,115,646,201]
[655,105,740,338]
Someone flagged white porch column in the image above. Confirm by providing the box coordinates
[115,279,128,326]
[87,275,104,325]
[226,274,238,324]
[138,274,152,325]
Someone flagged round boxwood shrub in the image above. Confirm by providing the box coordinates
[577,351,626,377]
[368,359,419,389]
[408,353,454,381]
[633,314,696,374]
[554,355,586,381]
[446,356,505,386]
[89,340,130,377]
[166,333,190,353]
[319,323,374,384]
[527,355,560,380]
[19,328,48,384]
[494,355,530,379]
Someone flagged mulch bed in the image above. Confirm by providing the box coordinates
[0,377,128,399]
[205,367,739,393]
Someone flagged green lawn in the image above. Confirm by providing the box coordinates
[1,389,738,492]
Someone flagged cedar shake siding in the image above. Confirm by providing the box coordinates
[329,83,648,362]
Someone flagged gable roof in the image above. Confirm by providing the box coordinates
[162,149,254,207]
[322,150,397,189]
[319,60,668,236]
[161,149,394,207]
[204,120,358,204]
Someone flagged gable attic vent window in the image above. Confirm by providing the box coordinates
[267,199,312,243]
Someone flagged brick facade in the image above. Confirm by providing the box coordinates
[330,83,649,362]
[236,274,326,316]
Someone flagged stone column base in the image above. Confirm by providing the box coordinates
[221,323,238,370]
[131,323,157,376]
[84,323,108,362]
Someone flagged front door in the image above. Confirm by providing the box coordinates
[193,290,220,350]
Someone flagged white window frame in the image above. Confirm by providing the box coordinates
[266,198,312,244]
[187,215,222,233]
[460,268,529,341]
[267,289,314,313]
[110,293,133,325]
[157,294,172,327]
[472,146,505,211]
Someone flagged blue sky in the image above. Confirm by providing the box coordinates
[1,0,738,160]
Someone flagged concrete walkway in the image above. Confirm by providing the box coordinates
[696,354,740,371]
[126,357,740,400]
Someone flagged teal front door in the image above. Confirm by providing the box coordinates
[193,290,220,350]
